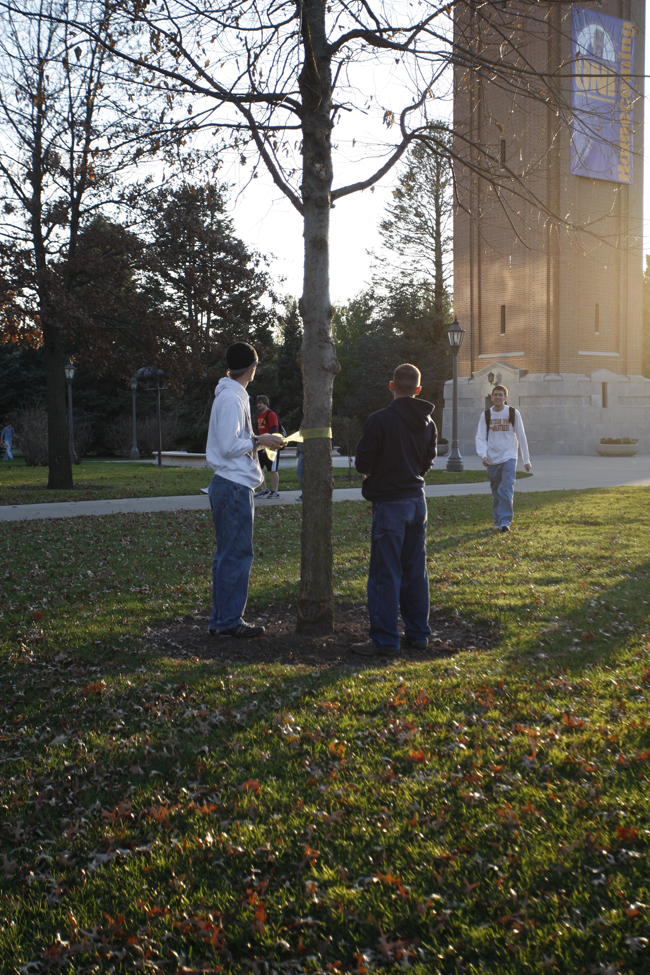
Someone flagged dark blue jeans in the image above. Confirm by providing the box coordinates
[368,495,431,650]
[208,473,255,632]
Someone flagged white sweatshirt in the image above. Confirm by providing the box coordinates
[205,377,264,489]
[475,406,531,466]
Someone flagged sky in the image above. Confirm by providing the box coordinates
[224,8,650,308]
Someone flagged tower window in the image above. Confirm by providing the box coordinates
[500,138,506,167]
[595,302,600,334]
[500,305,506,335]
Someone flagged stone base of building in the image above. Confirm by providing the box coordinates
[441,362,650,457]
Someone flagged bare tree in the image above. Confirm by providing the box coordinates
[43,0,458,632]
[0,0,140,488]
[25,0,638,630]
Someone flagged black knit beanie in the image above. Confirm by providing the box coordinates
[225,342,258,373]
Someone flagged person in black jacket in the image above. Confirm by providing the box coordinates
[353,363,437,657]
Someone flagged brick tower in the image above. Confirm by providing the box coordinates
[446,0,649,456]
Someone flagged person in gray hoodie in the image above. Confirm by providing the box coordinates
[205,342,285,637]
[353,363,437,658]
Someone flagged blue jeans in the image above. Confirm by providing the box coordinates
[486,458,517,527]
[208,473,255,631]
[368,495,431,650]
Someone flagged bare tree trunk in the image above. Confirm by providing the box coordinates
[31,60,73,489]
[43,322,73,487]
[296,0,340,634]
[434,155,445,334]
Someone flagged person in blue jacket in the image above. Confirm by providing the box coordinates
[353,363,437,658]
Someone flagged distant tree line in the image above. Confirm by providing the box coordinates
[1,122,452,459]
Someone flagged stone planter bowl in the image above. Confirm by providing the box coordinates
[596,443,638,457]
[437,443,449,456]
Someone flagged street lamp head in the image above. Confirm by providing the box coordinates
[136,367,165,383]
[64,360,76,382]
[446,315,465,351]
[487,372,495,385]
[129,376,138,392]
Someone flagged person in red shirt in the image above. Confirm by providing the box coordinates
[256,395,281,498]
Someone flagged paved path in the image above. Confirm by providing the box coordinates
[2,455,650,522]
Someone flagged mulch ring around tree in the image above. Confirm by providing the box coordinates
[144,604,497,667]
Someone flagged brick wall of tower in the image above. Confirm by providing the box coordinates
[453,0,644,378]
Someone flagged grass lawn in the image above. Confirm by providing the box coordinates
[1,488,649,972]
[0,459,531,506]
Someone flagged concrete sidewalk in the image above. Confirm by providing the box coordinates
[2,455,650,522]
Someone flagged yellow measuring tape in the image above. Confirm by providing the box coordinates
[262,428,332,464]
[285,427,332,442]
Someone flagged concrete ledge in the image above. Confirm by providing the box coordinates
[159,452,210,468]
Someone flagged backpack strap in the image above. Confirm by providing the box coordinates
[485,406,516,440]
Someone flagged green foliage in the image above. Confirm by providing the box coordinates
[1,489,650,971]
[334,281,452,424]
[0,343,46,419]
[273,299,304,431]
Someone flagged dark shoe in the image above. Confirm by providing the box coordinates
[215,622,265,638]
[296,494,303,501]
[401,635,430,650]
[500,525,510,533]
[351,640,398,658]
[255,489,270,499]
[267,491,280,499]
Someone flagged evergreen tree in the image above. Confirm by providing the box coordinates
[274,300,304,431]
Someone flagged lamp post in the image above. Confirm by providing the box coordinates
[64,360,79,465]
[446,315,466,473]
[135,367,166,467]
[129,376,140,460]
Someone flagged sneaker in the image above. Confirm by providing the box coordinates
[296,494,303,501]
[351,640,399,658]
[210,622,265,638]
[255,488,270,498]
[401,635,430,650]
[267,491,280,499]
[500,525,510,533]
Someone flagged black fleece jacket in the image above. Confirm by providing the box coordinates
[355,397,437,503]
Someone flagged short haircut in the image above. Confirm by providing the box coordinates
[392,363,421,395]
[256,394,269,406]
[228,364,257,378]
[492,384,509,397]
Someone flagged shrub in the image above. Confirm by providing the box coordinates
[600,437,638,445]
[105,414,178,457]
[73,414,95,459]
[12,403,48,466]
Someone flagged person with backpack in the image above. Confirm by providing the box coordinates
[475,384,531,533]
[255,394,284,499]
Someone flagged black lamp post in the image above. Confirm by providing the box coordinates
[129,376,140,460]
[446,315,466,473]
[135,367,166,467]
[64,360,79,465]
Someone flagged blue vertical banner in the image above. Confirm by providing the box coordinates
[570,6,635,183]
